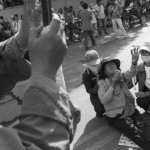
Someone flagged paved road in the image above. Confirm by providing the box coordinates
[1,20,150,149]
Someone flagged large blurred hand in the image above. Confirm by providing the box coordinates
[16,0,42,50]
[29,14,67,81]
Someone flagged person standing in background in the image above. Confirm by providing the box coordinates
[80,3,96,50]
[95,0,108,36]
[11,14,21,33]
[108,0,127,39]
[89,3,98,37]
[78,1,84,18]
[58,8,65,21]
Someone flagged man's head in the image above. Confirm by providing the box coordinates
[82,3,88,10]
[80,50,101,73]
[14,14,19,21]
[58,8,63,14]
[140,42,150,63]
[97,0,102,5]
[11,15,15,21]
[89,3,95,9]
[80,1,84,6]
[64,6,68,12]
[70,6,73,11]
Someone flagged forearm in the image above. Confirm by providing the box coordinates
[123,63,137,80]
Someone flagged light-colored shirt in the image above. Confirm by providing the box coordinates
[98,64,137,117]
[145,66,150,90]
[80,9,93,31]
[90,8,97,24]
[95,4,105,19]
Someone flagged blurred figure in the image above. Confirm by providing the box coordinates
[129,0,143,26]
[11,14,21,33]
[58,8,65,21]
[108,0,127,39]
[95,0,108,36]
[78,1,84,17]
[69,6,76,17]
[89,3,98,37]
[80,3,96,50]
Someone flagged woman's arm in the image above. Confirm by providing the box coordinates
[98,80,114,104]
[122,63,137,80]
[123,49,139,80]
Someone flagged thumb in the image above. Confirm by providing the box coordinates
[29,25,43,42]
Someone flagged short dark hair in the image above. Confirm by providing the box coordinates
[82,3,88,9]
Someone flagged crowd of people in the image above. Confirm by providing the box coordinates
[56,0,149,50]
[0,13,22,42]
[0,0,23,10]
[0,0,150,150]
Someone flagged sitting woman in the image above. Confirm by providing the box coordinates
[136,43,150,113]
[97,48,150,150]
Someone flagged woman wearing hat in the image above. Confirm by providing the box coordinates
[97,48,150,150]
[81,50,105,117]
[136,42,150,114]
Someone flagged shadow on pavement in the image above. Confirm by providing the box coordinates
[73,116,121,150]
[73,112,150,150]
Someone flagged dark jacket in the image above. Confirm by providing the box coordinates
[0,36,31,99]
[136,63,147,92]
[82,68,98,95]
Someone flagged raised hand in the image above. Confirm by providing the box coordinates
[29,14,67,81]
[131,47,140,64]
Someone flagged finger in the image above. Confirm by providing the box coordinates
[23,0,36,28]
[34,3,42,27]
[29,25,43,42]
[49,13,61,34]
[131,49,134,56]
